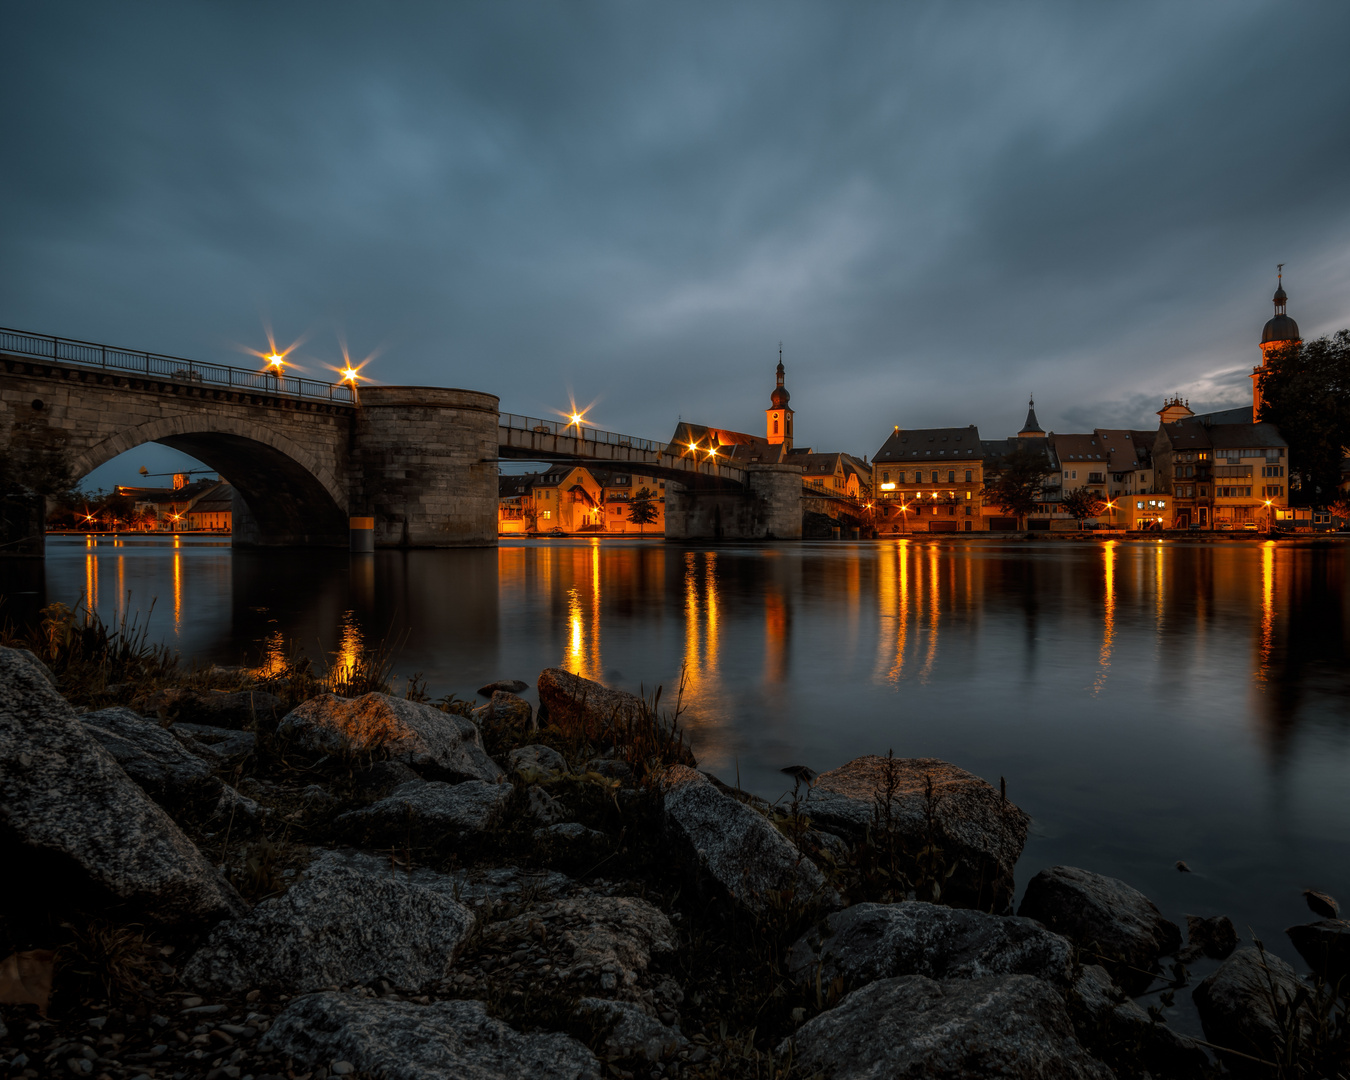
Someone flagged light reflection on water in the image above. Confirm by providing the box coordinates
[6,534,1350,985]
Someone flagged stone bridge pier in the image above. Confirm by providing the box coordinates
[664,463,803,541]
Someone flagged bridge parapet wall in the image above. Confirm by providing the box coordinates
[665,463,803,541]
[353,386,500,548]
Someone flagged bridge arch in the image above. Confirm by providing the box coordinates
[75,415,349,547]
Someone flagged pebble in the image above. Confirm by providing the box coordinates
[183,1004,228,1015]
[87,1018,107,1030]
[181,997,204,1009]
[332,1062,355,1075]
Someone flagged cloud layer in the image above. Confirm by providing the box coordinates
[4,1,1348,483]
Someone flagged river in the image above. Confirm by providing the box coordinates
[4,534,1349,1019]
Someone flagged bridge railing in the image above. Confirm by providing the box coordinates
[0,327,357,405]
[499,412,668,455]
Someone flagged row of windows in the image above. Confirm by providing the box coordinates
[1262,485,1283,497]
[880,470,974,484]
[1216,487,1253,498]
[1260,465,1284,477]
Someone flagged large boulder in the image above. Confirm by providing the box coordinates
[168,722,256,767]
[803,756,1029,912]
[536,669,694,764]
[787,901,1071,988]
[260,993,600,1080]
[473,690,534,731]
[279,693,503,782]
[183,853,475,993]
[574,998,687,1062]
[1286,919,1350,981]
[662,765,837,913]
[783,973,1113,1080]
[1018,866,1181,987]
[1068,963,1208,1079]
[0,647,244,925]
[139,686,281,729]
[1193,947,1313,1067]
[484,896,677,1003]
[336,780,511,841]
[81,707,219,804]
[509,744,568,778]
[318,849,578,909]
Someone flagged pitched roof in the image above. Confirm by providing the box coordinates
[874,426,983,462]
[666,422,786,464]
[1049,433,1109,465]
[1204,422,1287,449]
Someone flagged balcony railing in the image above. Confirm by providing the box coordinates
[0,327,357,405]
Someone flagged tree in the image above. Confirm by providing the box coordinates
[626,487,659,534]
[1257,330,1350,506]
[1061,487,1106,528]
[983,444,1054,530]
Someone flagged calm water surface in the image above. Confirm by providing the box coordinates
[5,535,1349,1019]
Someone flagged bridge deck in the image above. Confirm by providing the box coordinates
[498,413,746,485]
[0,327,357,406]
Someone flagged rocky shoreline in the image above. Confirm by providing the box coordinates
[2,646,1346,1078]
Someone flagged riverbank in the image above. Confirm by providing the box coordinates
[3,620,1346,1078]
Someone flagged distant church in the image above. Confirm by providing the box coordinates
[1251,266,1302,421]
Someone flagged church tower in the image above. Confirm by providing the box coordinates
[1252,266,1301,421]
[766,346,793,449]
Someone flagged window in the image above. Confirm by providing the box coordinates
[965,470,972,482]
[965,505,972,516]
[882,472,890,483]
[965,491,971,500]
[931,471,938,483]
[1072,471,1077,480]
[542,511,551,519]
[947,470,955,483]
[773,419,779,434]
[1200,486,1207,496]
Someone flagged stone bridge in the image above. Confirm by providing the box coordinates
[1,328,802,552]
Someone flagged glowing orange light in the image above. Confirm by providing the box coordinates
[266,352,285,370]
[341,367,360,384]
[707,447,718,459]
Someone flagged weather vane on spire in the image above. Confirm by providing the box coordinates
[1277,262,1284,282]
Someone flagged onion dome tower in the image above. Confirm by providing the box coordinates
[1253,266,1301,421]
[1018,396,1046,438]
[766,344,794,449]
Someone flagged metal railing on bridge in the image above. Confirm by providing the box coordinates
[0,327,357,405]
[499,412,669,455]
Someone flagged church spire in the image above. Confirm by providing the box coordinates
[1018,395,1045,438]
[766,343,793,449]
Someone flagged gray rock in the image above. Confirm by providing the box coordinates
[0,647,244,925]
[536,668,694,764]
[536,822,607,842]
[260,993,599,1080]
[473,690,534,731]
[316,849,577,909]
[169,723,257,767]
[1018,866,1182,985]
[783,973,1114,1080]
[478,679,530,696]
[1182,913,1238,961]
[183,856,475,993]
[575,998,687,1062]
[140,687,282,729]
[13,648,56,686]
[486,896,676,999]
[337,783,510,837]
[787,901,1072,988]
[353,758,421,792]
[279,692,503,783]
[662,765,837,913]
[1193,946,1313,1067]
[586,758,634,782]
[81,707,220,804]
[1286,918,1350,980]
[336,780,511,840]
[527,784,567,824]
[210,783,261,822]
[509,744,568,778]
[804,755,1029,912]
[1069,964,1208,1079]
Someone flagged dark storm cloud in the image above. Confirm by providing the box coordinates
[3,1,1349,484]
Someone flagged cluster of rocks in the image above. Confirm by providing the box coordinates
[2,647,1344,1078]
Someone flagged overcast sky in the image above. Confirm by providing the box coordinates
[4,1,1349,489]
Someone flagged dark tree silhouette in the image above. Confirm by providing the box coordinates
[983,444,1054,529]
[626,487,659,533]
[1258,330,1350,506]
[1061,487,1106,527]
